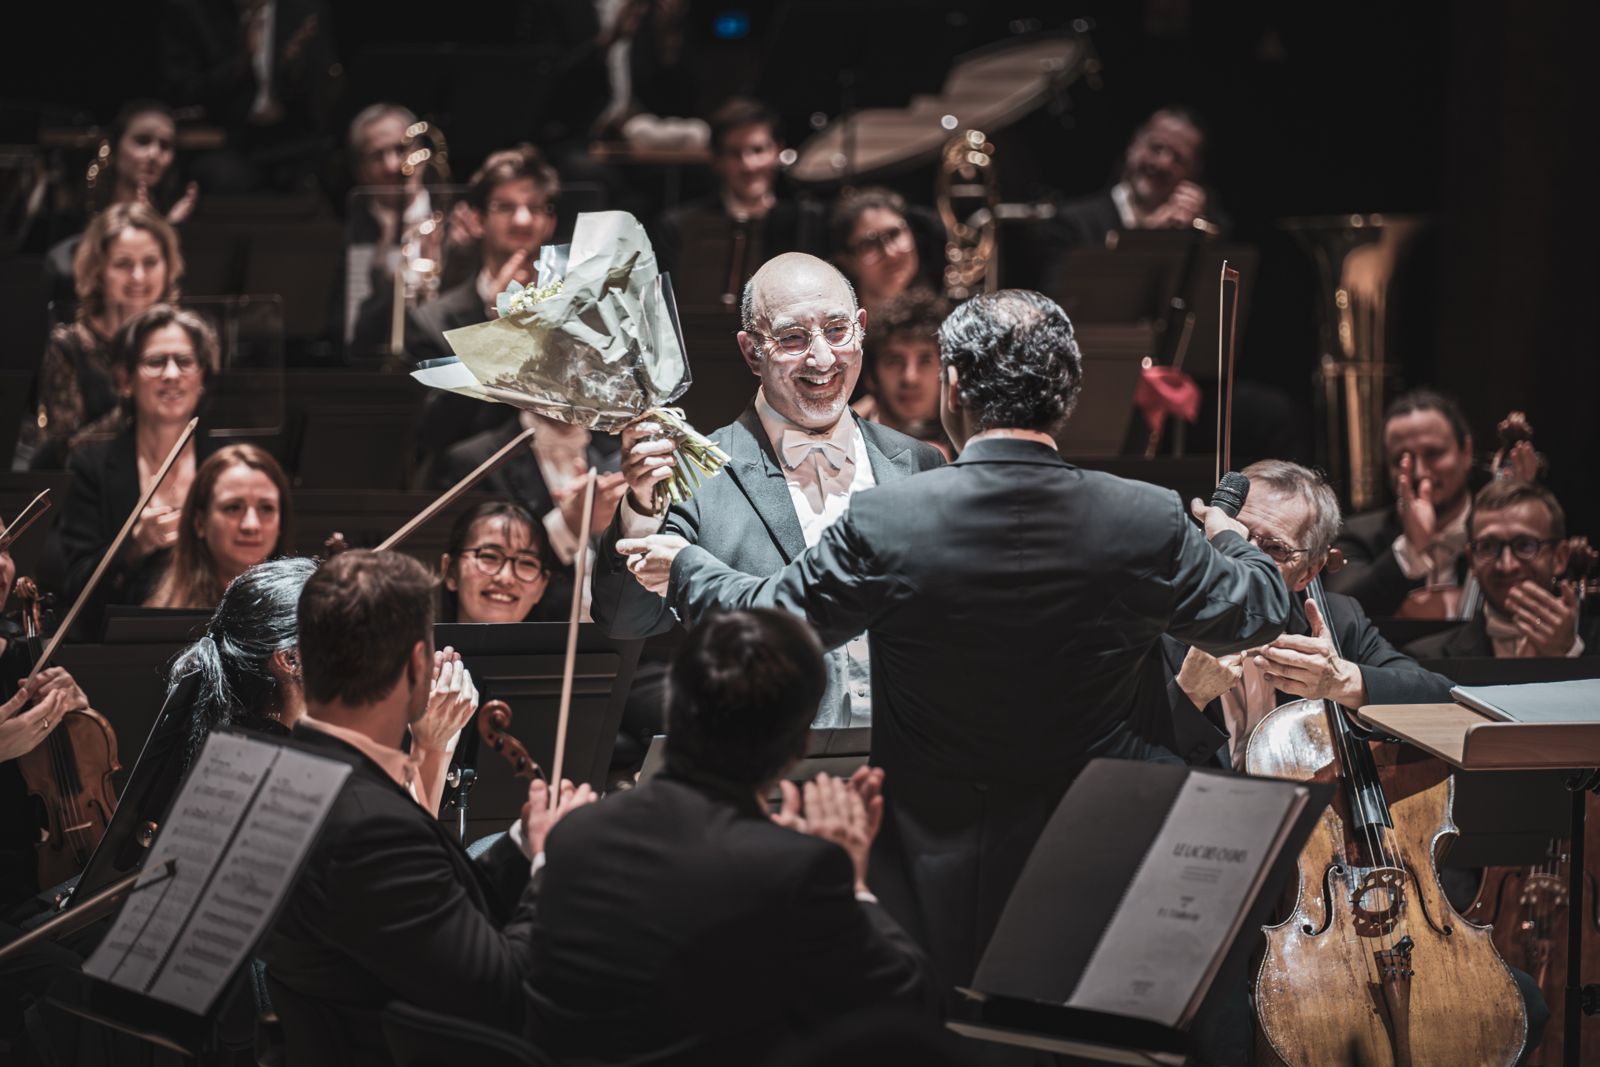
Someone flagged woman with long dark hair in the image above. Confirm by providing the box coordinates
[167,556,317,768]
[147,444,295,610]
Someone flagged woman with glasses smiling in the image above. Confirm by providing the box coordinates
[829,187,940,313]
[54,304,223,634]
[439,501,555,625]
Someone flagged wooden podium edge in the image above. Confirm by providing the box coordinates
[1358,703,1600,771]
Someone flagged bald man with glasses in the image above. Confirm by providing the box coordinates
[590,253,945,729]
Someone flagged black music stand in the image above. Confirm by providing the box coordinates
[434,622,641,843]
[949,760,1330,1064]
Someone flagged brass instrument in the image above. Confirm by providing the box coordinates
[937,129,998,301]
[389,120,453,356]
[1282,213,1424,511]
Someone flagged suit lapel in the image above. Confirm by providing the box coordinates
[857,417,916,483]
[724,407,806,563]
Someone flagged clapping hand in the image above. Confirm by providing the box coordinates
[1176,647,1244,708]
[1253,597,1364,707]
[130,503,181,560]
[1506,580,1579,657]
[773,768,886,893]
[1394,452,1438,556]
[411,648,478,755]
[521,777,598,857]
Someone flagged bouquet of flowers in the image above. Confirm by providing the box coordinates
[412,211,727,509]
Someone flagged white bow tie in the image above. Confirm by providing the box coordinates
[779,432,852,475]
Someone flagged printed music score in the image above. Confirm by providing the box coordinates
[1066,774,1308,1027]
[84,733,350,1016]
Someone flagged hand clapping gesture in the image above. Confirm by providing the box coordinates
[772,767,885,893]
[1394,452,1439,557]
[1252,598,1365,708]
[410,648,479,756]
[0,678,70,763]
[1506,580,1579,657]
[521,777,598,857]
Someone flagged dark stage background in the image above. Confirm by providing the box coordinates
[4,0,1595,533]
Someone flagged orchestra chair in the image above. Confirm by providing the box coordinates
[380,1001,554,1067]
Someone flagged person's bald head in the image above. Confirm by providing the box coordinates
[739,253,856,334]
[737,254,866,431]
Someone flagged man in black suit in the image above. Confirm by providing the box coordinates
[1143,459,1453,771]
[262,550,592,1067]
[1329,389,1477,617]
[616,288,1291,998]
[1046,107,1221,253]
[591,252,945,729]
[1407,479,1600,660]
[526,609,932,1063]
[409,144,562,459]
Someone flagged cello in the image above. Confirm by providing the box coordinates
[1245,574,1528,1065]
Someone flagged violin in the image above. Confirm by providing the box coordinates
[11,577,121,890]
[476,700,539,781]
[1245,576,1527,1065]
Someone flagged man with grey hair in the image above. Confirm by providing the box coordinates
[590,252,946,728]
[1143,458,1452,772]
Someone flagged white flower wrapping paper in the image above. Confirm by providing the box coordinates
[416,210,690,432]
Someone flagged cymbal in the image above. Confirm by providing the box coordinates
[789,35,1087,185]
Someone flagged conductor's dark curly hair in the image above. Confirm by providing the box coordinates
[937,289,1082,433]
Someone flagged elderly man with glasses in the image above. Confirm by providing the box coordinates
[590,252,945,728]
[1405,479,1599,660]
[1141,459,1454,773]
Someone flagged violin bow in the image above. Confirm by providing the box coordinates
[376,425,537,551]
[28,418,198,682]
[1215,259,1242,484]
[0,490,52,553]
[549,468,598,793]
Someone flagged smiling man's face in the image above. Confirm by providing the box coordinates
[739,257,865,432]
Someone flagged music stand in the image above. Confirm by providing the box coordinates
[434,622,641,842]
[101,607,211,645]
[1054,324,1154,457]
[1360,696,1600,1067]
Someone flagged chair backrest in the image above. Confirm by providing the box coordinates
[380,1000,554,1067]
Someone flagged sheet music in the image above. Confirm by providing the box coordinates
[1066,774,1304,1027]
[85,733,350,1015]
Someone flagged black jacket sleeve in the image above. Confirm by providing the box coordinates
[1163,523,1293,655]
[590,494,703,640]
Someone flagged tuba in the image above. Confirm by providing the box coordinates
[1282,213,1424,511]
[937,129,998,300]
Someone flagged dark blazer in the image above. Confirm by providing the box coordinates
[591,406,945,727]
[262,724,538,1067]
[1327,506,1469,617]
[56,427,225,633]
[525,767,933,1064]
[1146,590,1456,769]
[407,280,517,459]
[667,436,1291,994]
[1403,606,1600,661]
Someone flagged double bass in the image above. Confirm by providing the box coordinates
[1245,575,1528,1065]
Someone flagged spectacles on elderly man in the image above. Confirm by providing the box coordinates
[1249,533,1311,564]
[753,319,860,357]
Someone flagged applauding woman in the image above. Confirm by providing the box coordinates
[147,444,294,610]
[56,304,219,632]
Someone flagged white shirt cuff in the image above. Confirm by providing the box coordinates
[1569,635,1586,659]
[1390,534,1432,580]
[854,888,878,905]
[618,492,665,541]
[543,507,580,566]
[508,817,532,859]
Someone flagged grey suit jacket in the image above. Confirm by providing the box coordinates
[591,405,945,727]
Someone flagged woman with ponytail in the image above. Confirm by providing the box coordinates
[167,556,317,770]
